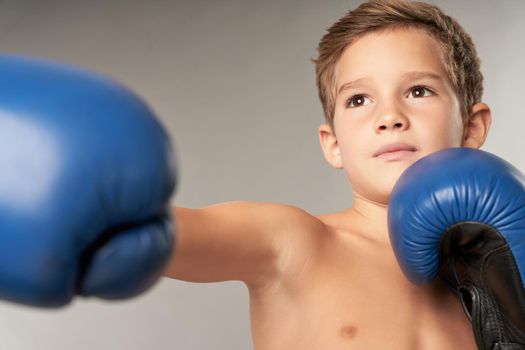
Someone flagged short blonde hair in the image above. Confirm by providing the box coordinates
[313,0,483,133]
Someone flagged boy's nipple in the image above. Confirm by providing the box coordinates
[340,324,358,339]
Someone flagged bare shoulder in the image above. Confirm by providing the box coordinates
[257,205,342,288]
[260,203,333,256]
[275,209,375,279]
[278,204,329,234]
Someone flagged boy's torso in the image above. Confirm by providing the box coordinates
[247,211,477,349]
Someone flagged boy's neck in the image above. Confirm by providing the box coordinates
[344,194,391,245]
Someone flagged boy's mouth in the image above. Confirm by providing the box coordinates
[373,142,417,161]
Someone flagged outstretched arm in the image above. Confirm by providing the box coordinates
[164,201,321,290]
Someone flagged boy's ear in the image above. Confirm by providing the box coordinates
[318,123,343,169]
[462,102,492,149]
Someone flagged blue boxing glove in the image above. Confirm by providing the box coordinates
[0,55,177,307]
[388,148,525,350]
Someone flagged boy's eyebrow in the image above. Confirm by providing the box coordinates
[337,71,444,96]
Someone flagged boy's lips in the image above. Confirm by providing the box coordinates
[373,142,417,158]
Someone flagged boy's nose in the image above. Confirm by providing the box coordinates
[374,113,409,133]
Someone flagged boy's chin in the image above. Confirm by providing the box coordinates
[350,165,414,205]
[356,186,395,206]
[370,178,400,205]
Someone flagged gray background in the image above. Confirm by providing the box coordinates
[0,0,523,349]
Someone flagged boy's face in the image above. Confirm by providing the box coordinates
[322,27,465,205]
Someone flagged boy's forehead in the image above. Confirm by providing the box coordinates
[335,27,450,90]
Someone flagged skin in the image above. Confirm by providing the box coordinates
[318,26,491,246]
[168,26,493,349]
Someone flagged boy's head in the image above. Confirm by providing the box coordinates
[314,0,483,134]
[315,0,491,205]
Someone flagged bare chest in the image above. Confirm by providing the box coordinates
[248,229,476,350]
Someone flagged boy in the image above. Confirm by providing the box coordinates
[165,0,492,348]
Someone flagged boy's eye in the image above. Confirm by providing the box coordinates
[410,86,434,98]
[345,94,370,108]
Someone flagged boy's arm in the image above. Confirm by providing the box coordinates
[163,201,323,290]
